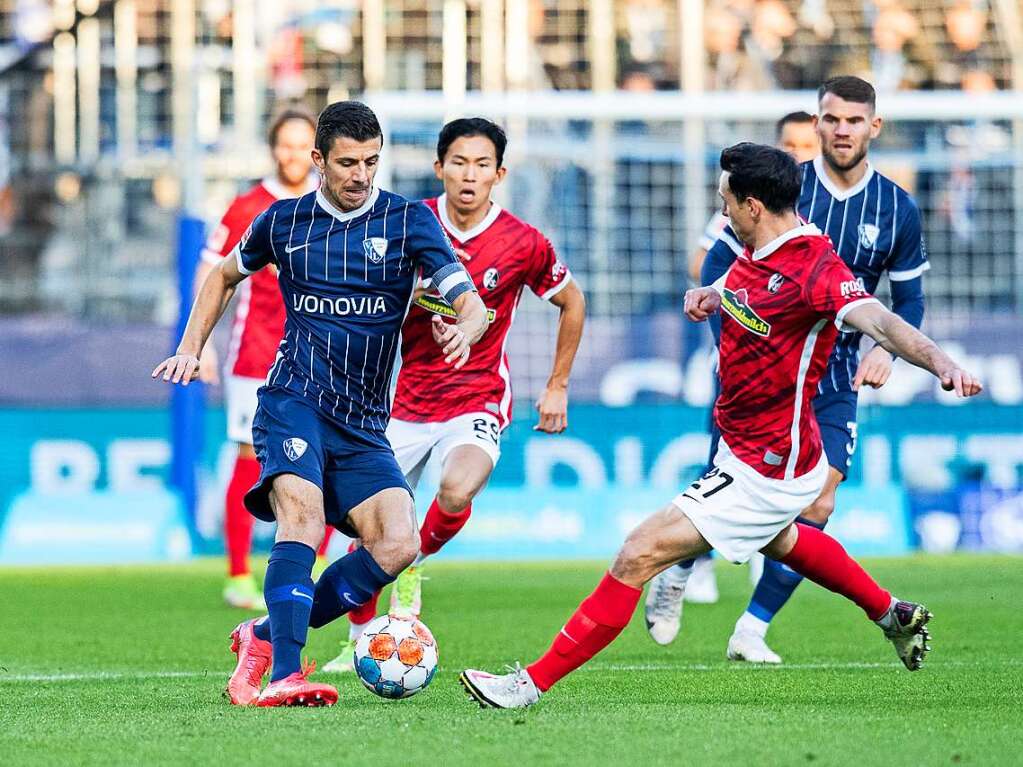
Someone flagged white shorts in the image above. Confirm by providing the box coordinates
[224,374,263,444]
[386,412,502,489]
[672,439,828,564]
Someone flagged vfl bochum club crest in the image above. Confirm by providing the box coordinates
[283,437,308,461]
[858,223,880,250]
[363,237,388,264]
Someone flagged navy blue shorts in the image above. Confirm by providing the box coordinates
[244,386,411,537]
[811,389,859,478]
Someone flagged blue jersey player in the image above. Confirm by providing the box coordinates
[647,76,929,664]
[153,101,488,707]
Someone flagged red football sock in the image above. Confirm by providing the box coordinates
[348,590,380,626]
[781,523,892,620]
[317,526,334,558]
[225,456,261,577]
[345,539,379,625]
[526,572,642,692]
[419,498,471,557]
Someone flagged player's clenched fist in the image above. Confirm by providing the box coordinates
[431,314,471,369]
[939,366,983,398]
[152,353,202,385]
[684,287,721,322]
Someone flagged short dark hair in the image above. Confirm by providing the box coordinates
[437,117,508,167]
[720,142,800,214]
[315,101,382,157]
[817,76,876,112]
[775,110,814,137]
[267,104,317,147]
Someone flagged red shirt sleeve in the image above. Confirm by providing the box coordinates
[202,197,256,264]
[802,248,879,329]
[526,233,572,301]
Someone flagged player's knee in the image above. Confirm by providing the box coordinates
[436,480,475,515]
[374,526,419,573]
[274,506,325,549]
[613,533,658,583]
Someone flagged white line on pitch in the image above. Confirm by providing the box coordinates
[0,671,212,682]
[2,657,1017,684]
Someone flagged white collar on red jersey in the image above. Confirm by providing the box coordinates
[812,154,875,202]
[437,193,503,242]
[751,223,822,260]
[260,173,320,200]
[315,186,380,222]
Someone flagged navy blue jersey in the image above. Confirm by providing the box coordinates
[702,156,929,394]
[234,187,473,432]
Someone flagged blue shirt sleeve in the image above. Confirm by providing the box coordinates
[890,276,925,328]
[233,208,276,275]
[886,194,930,282]
[700,225,742,344]
[407,202,474,304]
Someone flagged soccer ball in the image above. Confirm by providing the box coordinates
[353,615,438,699]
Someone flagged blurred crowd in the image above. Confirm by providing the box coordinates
[618,0,1009,91]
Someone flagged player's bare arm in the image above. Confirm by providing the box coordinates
[534,280,586,434]
[152,255,248,385]
[843,302,982,397]
[684,286,722,322]
[191,258,221,384]
[430,290,488,370]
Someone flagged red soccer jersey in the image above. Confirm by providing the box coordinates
[202,176,317,379]
[713,224,877,480]
[391,195,572,427]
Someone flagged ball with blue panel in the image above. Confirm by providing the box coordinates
[353,615,439,699]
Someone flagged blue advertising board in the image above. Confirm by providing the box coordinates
[0,403,1019,564]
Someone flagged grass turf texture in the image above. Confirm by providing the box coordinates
[1,556,1019,766]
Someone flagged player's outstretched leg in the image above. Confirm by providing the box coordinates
[222,452,265,610]
[461,503,709,708]
[765,522,932,671]
[644,558,695,645]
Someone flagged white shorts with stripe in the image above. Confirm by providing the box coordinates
[672,439,828,564]
[224,374,263,444]
[386,412,502,490]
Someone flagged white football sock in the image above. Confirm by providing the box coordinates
[735,611,771,638]
[349,619,371,642]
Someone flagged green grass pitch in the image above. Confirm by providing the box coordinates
[1,555,1020,766]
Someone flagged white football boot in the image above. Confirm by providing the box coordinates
[644,563,692,645]
[726,630,783,664]
[460,664,540,709]
[684,556,719,604]
[727,611,782,663]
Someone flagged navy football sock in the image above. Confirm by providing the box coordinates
[262,541,316,681]
[746,516,827,623]
[309,546,395,629]
[253,616,270,642]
